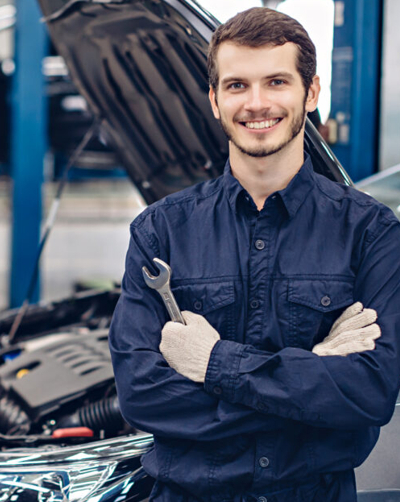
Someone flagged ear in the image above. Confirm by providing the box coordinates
[208,86,221,120]
[305,75,321,113]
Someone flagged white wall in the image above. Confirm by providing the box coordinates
[380,0,400,171]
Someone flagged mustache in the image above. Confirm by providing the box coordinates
[234,111,287,122]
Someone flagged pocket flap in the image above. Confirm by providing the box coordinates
[172,281,234,315]
[288,279,354,312]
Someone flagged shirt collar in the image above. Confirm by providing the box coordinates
[278,153,315,218]
[223,159,246,211]
[223,153,315,218]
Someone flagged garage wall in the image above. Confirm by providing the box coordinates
[0,3,14,61]
[379,0,400,170]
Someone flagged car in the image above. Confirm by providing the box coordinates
[353,165,400,500]
[355,163,400,222]
[0,0,398,500]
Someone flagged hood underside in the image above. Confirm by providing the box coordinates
[37,0,351,203]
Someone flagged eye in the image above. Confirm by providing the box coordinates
[270,79,286,86]
[228,82,245,90]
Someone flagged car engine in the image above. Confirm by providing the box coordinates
[0,289,133,448]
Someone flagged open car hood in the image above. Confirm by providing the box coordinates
[37,0,351,204]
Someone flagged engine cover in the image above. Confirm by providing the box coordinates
[0,330,114,419]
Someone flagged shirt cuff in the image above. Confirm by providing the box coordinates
[204,339,246,402]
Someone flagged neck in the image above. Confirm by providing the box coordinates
[229,135,305,210]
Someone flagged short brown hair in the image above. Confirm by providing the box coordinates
[207,7,316,91]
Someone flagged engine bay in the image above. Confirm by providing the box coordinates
[0,289,133,449]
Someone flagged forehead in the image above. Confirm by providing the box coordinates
[216,42,300,82]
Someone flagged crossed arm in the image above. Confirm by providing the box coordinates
[160,301,381,382]
[160,217,400,430]
[109,216,400,439]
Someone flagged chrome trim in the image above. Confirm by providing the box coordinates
[0,433,153,467]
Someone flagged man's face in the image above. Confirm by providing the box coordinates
[209,42,320,159]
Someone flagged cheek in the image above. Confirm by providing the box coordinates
[278,96,298,111]
[273,90,305,114]
[219,96,245,121]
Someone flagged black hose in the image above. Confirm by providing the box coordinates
[57,396,124,433]
[0,395,30,435]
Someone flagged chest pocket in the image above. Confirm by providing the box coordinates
[171,281,236,340]
[287,279,354,350]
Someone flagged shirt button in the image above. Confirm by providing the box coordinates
[193,300,203,311]
[259,457,270,468]
[321,295,331,307]
[255,239,265,250]
[258,402,269,412]
[213,386,222,395]
[258,497,268,502]
[250,300,259,309]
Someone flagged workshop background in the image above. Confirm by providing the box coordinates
[0,0,399,498]
[0,0,399,311]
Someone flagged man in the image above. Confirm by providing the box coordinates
[109,7,400,502]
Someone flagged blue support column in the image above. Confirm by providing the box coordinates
[10,0,47,307]
[330,0,383,181]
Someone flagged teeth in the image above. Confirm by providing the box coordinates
[244,119,280,129]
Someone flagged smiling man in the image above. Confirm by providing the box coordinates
[109,7,400,502]
[210,43,311,157]
[207,39,319,209]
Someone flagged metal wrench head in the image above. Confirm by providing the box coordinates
[142,258,172,290]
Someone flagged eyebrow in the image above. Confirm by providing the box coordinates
[220,71,295,86]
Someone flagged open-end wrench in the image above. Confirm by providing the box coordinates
[142,258,185,324]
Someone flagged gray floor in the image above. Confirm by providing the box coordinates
[0,177,146,310]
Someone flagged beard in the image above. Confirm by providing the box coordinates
[217,100,307,158]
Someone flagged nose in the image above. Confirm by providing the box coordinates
[244,85,271,112]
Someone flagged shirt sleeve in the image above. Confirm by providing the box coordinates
[109,222,284,441]
[204,216,400,431]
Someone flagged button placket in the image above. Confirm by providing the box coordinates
[253,438,274,486]
[245,213,271,348]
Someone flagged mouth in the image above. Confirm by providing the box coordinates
[240,118,282,130]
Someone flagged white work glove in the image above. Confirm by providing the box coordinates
[312,302,381,356]
[160,311,220,383]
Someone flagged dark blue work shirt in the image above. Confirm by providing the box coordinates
[109,155,400,502]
